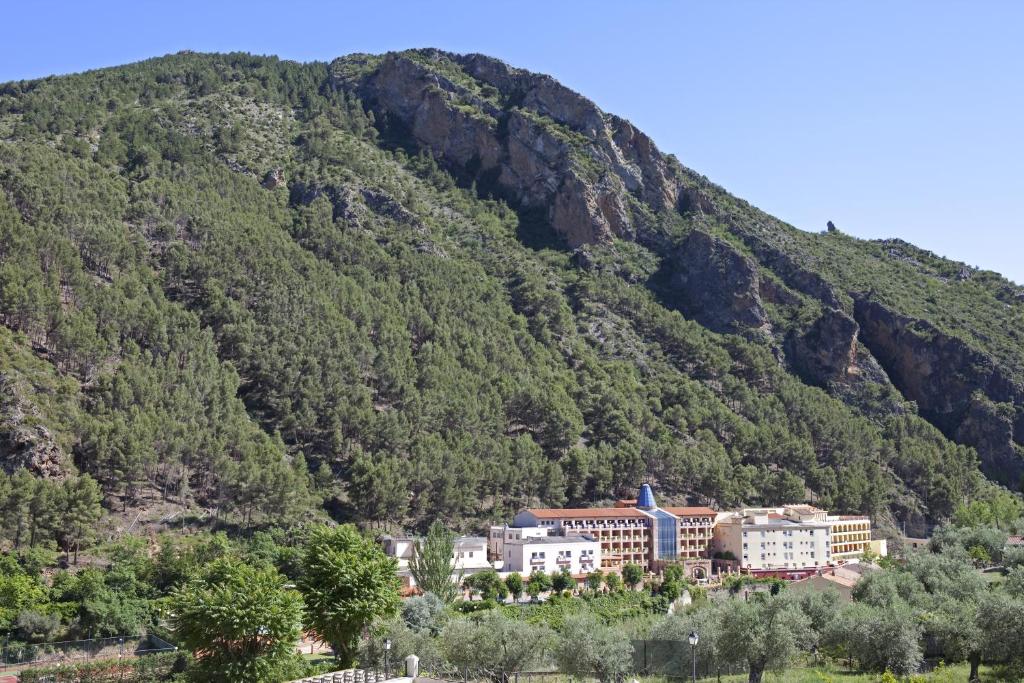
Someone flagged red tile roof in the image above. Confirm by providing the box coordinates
[662,506,718,517]
[525,507,650,519]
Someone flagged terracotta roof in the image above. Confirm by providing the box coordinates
[767,513,786,520]
[524,507,650,519]
[1007,535,1024,546]
[662,506,718,517]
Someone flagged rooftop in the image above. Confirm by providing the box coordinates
[525,507,651,519]
[505,535,599,545]
[454,536,487,547]
[662,506,718,517]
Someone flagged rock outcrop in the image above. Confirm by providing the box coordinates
[789,308,860,387]
[0,374,69,479]
[955,395,1024,486]
[854,297,1024,479]
[336,50,691,248]
[665,230,769,334]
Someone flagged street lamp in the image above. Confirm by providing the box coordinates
[384,638,392,677]
[687,631,699,683]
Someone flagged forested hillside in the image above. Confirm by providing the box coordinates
[0,50,1021,544]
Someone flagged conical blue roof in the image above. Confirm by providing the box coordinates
[637,483,656,509]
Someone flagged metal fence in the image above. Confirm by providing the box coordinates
[631,639,746,680]
[1,634,176,671]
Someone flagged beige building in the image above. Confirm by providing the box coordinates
[712,504,879,577]
[828,515,873,562]
[501,535,601,575]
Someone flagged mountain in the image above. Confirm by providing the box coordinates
[1,49,1021,537]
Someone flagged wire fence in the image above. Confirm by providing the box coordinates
[1,634,176,671]
[417,639,747,683]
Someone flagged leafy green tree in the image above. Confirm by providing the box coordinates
[467,569,508,601]
[298,525,401,666]
[622,563,643,590]
[440,610,554,683]
[649,607,723,679]
[717,592,812,683]
[171,559,304,683]
[586,570,604,592]
[825,601,922,676]
[505,572,524,602]
[555,613,633,683]
[551,568,573,593]
[526,570,552,600]
[409,521,460,604]
[604,572,622,592]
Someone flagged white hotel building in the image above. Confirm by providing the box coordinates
[501,535,601,575]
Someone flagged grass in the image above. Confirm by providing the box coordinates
[698,662,993,682]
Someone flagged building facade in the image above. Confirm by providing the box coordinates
[508,493,879,578]
[501,535,601,575]
[511,485,716,572]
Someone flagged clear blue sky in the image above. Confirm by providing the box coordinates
[3,1,1022,283]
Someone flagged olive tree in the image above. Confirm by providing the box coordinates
[555,613,633,683]
[716,592,811,683]
[440,610,554,683]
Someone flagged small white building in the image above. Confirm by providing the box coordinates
[488,525,553,560]
[502,535,601,576]
[381,534,490,570]
[454,536,490,569]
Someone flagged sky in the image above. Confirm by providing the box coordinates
[2,1,1022,283]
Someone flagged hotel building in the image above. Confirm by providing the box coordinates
[508,484,716,578]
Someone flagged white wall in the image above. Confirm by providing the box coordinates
[503,539,601,575]
[717,520,831,570]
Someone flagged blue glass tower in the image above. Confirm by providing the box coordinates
[637,483,656,509]
[637,484,677,561]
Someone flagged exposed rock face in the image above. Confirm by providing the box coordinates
[337,50,689,247]
[666,230,769,333]
[789,308,860,387]
[955,396,1024,486]
[854,297,1024,480]
[261,167,285,189]
[728,227,844,310]
[0,374,69,479]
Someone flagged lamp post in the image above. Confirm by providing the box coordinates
[687,631,699,683]
[384,638,392,678]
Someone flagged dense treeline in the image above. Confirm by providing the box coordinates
[0,51,1013,537]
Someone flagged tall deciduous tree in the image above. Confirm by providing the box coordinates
[298,525,401,666]
[409,521,460,604]
[622,563,643,590]
[171,559,304,683]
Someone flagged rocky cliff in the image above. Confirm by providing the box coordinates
[332,48,1024,487]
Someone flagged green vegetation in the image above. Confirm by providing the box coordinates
[0,49,1012,548]
[297,525,401,666]
[170,559,304,682]
[410,520,461,604]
